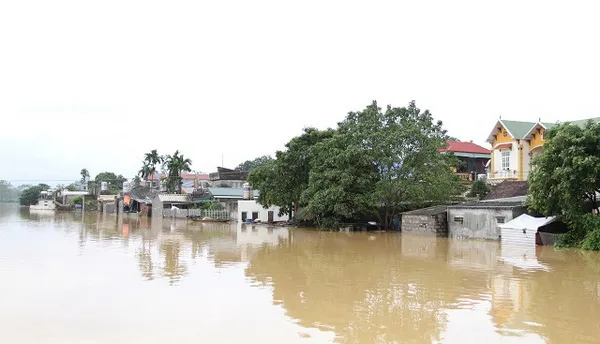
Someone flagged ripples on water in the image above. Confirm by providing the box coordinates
[0,204,600,343]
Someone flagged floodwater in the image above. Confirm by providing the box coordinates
[1,204,599,343]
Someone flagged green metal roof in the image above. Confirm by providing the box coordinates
[500,120,536,139]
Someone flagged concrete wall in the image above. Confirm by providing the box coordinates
[448,207,524,240]
[238,200,289,223]
[401,213,447,235]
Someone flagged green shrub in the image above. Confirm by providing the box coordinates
[467,180,490,199]
[556,214,600,250]
[71,196,83,205]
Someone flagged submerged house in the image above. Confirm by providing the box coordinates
[401,205,448,235]
[440,141,491,182]
[151,194,193,217]
[208,187,259,221]
[238,200,289,223]
[448,180,529,240]
[448,200,526,240]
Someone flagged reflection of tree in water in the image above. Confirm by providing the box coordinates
[244,232,479,344]
[159,239,187,285]
[137,239,154,281]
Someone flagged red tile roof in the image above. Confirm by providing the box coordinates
[440,141,491,154]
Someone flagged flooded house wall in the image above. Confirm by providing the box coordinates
[401,213,448,235]
[448,207,525,240]
[238,200,289,223]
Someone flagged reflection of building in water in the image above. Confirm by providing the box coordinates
[490,274,532,330]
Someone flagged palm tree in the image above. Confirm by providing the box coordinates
[80,168,90,189]
[164,150,192,193]
[138,150,164,189]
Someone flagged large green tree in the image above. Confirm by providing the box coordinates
[19,184,49,206]
[163,150,192,193]
[528,121,600,248]
[94,172,127,194]
[250,102,461,229]
[248,128,335,217]
[234,155,274,172]
[313,101,461,229]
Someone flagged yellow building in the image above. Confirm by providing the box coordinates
[486,118,598,181]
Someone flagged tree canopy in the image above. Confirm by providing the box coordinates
[249,101,462,228]
[94,172,127,194]
[163,150,192,193]
[527,120,600,249]
[19,184,49,206]
[235,155,274,172]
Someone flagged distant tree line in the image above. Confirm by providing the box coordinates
[0,181,21,203]
[248,100,463,229]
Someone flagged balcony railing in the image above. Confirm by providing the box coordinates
[487,170,530,180]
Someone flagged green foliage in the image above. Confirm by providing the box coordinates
[199,201,224,210]
[71,196,83,205]
[467,180,490,199]
[163,150,192,193]
[138,149,164,187]
[94,172,127,194]
[80,168,90,185]
[19,184,48,206]
[527,121,600,249]
[248,128,335,217]
[555,214,600,250]
[528,121,600,218]
[250,101,462,228]
[0,180,21,202]
[133,176,142,186]
[235,155,274,172]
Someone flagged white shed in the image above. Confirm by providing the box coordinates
[499,214,556,271]
[499,214,557,246]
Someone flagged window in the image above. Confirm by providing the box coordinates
[496,217,505,224]
[501,150,510,170]
[453,216,464,225]
[241,212,248,222]
[252,212,259,220]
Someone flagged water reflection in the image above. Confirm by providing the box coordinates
[2,205,600,343]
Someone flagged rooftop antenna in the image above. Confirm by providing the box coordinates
[221,153,224,167]
[499,114,502,119]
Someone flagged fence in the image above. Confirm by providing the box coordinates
[162,208,230,220]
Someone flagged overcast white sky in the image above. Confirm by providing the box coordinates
[1,0,599,184]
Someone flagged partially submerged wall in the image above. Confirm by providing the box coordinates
[448,207,524,240]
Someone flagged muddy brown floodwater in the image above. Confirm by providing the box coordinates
[1,204,599,343]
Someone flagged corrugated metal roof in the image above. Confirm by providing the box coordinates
[156,194,191,203]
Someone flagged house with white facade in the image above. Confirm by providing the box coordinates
[238,200,289,223]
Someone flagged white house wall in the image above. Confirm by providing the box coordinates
[237,200,289,222]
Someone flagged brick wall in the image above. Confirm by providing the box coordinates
[401,212,448,235]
